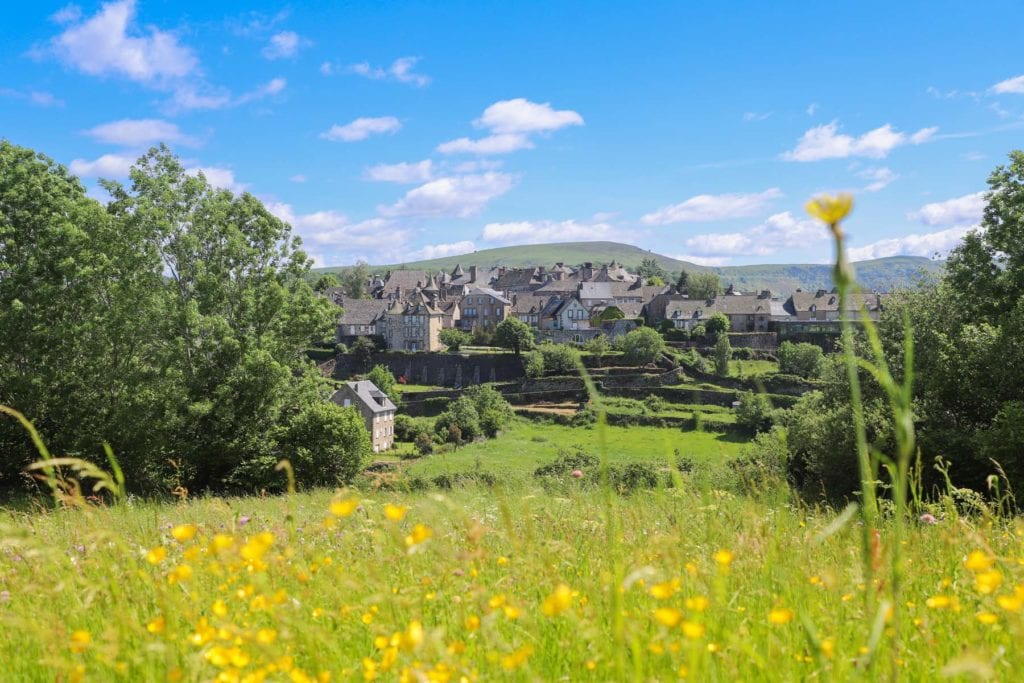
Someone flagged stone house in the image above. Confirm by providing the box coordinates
[330,380,396,453]
[787,288,886,322]
[377,300,445,351]
[539,296,591,331]
[510,294,550,328]
[335,299,389,343]
[457,287,512,330]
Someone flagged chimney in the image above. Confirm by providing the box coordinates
[469,265,478,283]
[815,289,827,297]
[758,290,771,299]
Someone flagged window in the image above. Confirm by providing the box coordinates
[343,398,351,407]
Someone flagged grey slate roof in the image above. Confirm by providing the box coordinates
[341,380,397,413]
[338,299,389,325]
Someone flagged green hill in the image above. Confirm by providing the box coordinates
[316,241,942,295]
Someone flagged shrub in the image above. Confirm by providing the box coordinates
[665,328,689,342]
[608,463,660,493]
[523,350,545,378]
[471,325,496,347]
[691,324,707,340]
[728,428,790,492]
[439,328,471,352]
[732,347,755,360]
[621,327,667,366]
[777,341,824,379]
[735,391,775,434]
[539,343,580,375]
[644,394,667,413]
[534,448,600,477]
[705,312,730,339]
[414,431,435,456]
[714,334,732,377]
[394,414,415,441]
[367,364,401,405]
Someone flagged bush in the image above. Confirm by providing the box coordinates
[523,350,545,378]
[728,428,789,492]
[394,414,415,441]
[665,328,689,342]
[644,394,667,413]
[534,448,600,477]
[367,364,401,405]
[732,347,755,360]
[777,341,824,379]
[705,312,730,339]
[539,343,580,375]
[608,462,661,493]
[439,328,471,352]
[471,325,496,347]
[434,385,513,443]
[735,391,776,434]
[414,431,435,455]
[714,334,732,377]
[691,324,707,340]
[621,327,667,366]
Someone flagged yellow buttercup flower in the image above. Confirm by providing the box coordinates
[713,549,733,569]
[805,193,853,225]
[964,550,994,572]
[653,607,683,628]
[541,584,573,617]
[69,630,91,653]
[681,621,705,640]
[768,607,794,625]
[146,615,166,634]
[330,498,360,517]
[383,504,408,522]
[171,524,197,543]
[404,524,433,548]
[650,579,680,600]
[145,546,167,565]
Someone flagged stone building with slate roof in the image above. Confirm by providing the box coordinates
[330,380,396,453]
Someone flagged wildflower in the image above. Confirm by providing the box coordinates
[649,579,680,600]
[820,638,835,658]
[975,569,1003,595]
[925,595,958,610]
[241,532,275,562]
[685,596,709,612]
[383,504,408,522]
[805,193,853,226]
[997,589,1024,613]
[465,615,480,631]
[712,549,733,570]
[330,498,360,517]
[405,524,433,549]
[976,612,999,625]
[171,524,197,543]
[501,644,533,671]
[146,546,167,565]
[146,615,166,634]
[681,621,705,639]
[69,630,91,653]
[768,607,794,625]
[399,620,424,650]
[167,564,193,584]
[571,469,583,478]
[542,584,574,616]
[919,513,937,525]
[210,534,234,553]
[965,550,994,572]
[0,590,9,604]
[653,607,683,628]
[257,628,278,644]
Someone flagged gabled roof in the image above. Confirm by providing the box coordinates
[579,282,613,301]
[338,380,396,414]
[492,267,543,291]
[465,286,512,305]
[379,270,428,296]
[338,299,389,326]
[511,294,550,315]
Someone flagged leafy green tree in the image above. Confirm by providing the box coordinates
[714,334,732,376]
[539,343,580,375]
[350,336,378,368]
[270,401,369,488]
[691,324,707,339]
[636,257,668,283]
[735,391,775,434]
[462,385,514,437]
[340,261,371,299]
[676,269,690,293]
[688,273,722,300]
[313,273,340,292]
[494,317,535,356]
[439,328,471,351]
[523,350,545,378]
[367,364,401,405]
[585,334,610,367]
[621,327,666,366]
[777,341,824,379]
[435,396,481,442]
[705,312,730,339]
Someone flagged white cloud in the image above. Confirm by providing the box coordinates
[908,191,986,226]
[782,121,938,162]
[49,0,197,85]
[680,211,829,258]
[641,188,783,226]
[481,218,614,245]
[475,98,584,134]
[234,76,286,104]
[84,118,198,147]
[50,4,82,23]
[167,86,231,111]
[321,116,401,142]
[0,88,64,107]
[858,166,898,192]
[436,133,533,155]
[261,31,307,60]
[187,166,248,194]
[449,159,504,173]
[410,241,477,260]
[848,226,973,261]
[992,75,1024,94]
[69,153,134,178]
[380,172,517,218]
[743,111,771,122]
[343,56,430,87]
[319,61,333,76]
[290,174,306,183]
[806,103,819,116]
[266,201,413,258]
[364,160,433,183]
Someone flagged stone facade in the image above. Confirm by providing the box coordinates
[330,380,397,453]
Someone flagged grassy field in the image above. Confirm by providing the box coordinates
[1,477,1019,681]
[729,359,779,378]
[402,419,747,480]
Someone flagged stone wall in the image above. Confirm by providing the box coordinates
[726,332,778,351]
[333,351,525,387]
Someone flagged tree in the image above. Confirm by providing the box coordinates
[705,312,730,339]
[676,269,690,293]
[636,257,668,283]
[714,334,732,376]
[524,351,545,378]
[463,385,514,437]
[494,318,535,356]
[688,272,722,300]
[350,336,377,368]
[435,396,481,442]
[539,343,580,375]
[270,401,370,488]
[340,261,371,299]
[439,328,471,352]
[621,327,666,366]
[585,334,610,367]
[367,364,401,405]
[313,273,340,292]
[735,391,775,434]
[777,341,824,379]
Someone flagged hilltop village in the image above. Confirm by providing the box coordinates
[324,261,888,351]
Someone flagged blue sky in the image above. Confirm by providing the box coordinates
[3,1,1023,267]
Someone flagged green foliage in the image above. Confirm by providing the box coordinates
[976,401,1024,485]
[636,257,668,282]
[349,336,378,368]
[533,448,600,477]
[414,431,435,456]
[644,394,667,413]
[0,142,340,493]
[734,391,775,434]
[539,343,580,375]
[313,273,340,292]
[705,312,730,338]
[688,272,722,300]
[691,324,707,339]
[713,334,732,376]
[339,261,370,299]
[271,401,369,489]
[434,385,512,443]
[523,350,545,378]
[675,269,689,293]
[439,328,471,352]
[584,334,610,366]
[777,341,824,379]
[393,414,415,441]
[494,318,535,355]
[596,306,626,321]
[470,324,495,346]
[620,327,666,366]
[367,364,401,405]
[729,428,789,491]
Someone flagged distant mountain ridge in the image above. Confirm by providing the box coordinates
[317,241,942,295]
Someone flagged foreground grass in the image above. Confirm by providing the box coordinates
[0,482,1020,682]
[403,420,746,479]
